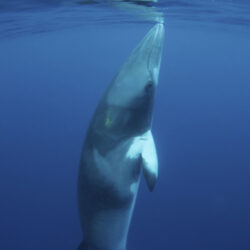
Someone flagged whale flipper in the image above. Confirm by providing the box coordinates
[141,130,158,191]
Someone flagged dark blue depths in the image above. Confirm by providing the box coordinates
[0,14,250,250]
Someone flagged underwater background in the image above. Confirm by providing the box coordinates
[0,0,250,249]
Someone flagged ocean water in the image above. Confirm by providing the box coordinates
[0,1,250,250]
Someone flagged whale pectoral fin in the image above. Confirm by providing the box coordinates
[141,131,158,192]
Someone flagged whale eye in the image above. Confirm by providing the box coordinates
[144,81,154,93]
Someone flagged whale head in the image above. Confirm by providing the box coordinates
[92,24,164,142]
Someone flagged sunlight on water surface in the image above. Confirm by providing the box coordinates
[0,0,250,38]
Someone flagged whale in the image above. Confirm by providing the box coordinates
[77,23,164,250]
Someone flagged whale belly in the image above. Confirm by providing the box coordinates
[78,137,142,250]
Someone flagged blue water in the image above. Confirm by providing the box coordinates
[1,0,250,249]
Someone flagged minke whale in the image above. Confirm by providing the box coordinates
[77,23,164,250]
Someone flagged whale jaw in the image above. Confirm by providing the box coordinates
[90,23,165,145]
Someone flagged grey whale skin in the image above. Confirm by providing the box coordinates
[77,23,164,250]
